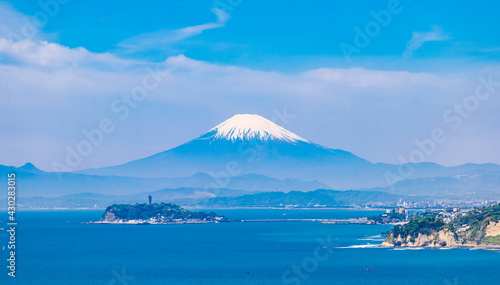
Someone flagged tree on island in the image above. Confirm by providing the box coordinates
[148,195,152,205]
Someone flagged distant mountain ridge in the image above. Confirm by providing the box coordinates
[0,188,411,209]
[2,114,500,202]
[78,114,500,190]
[0,162,329,198]
[6,187,247,209]
[362,175,500,199]
[193,189,409,208]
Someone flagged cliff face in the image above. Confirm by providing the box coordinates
[485,221,500,237]
[102,211,118,222]
[381,229,457,247]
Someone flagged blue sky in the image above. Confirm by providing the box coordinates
[1,0,500,171]
[8,0,500,69]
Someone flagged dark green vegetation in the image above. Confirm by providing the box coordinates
[452,204,500,244]
[384,204,500,246]
[386,217,449,240]
[453,204,500,228]
[101,203,229,222]
[197,189,404,207]
[483,235,500,243]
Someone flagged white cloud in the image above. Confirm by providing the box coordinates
[0,1,55,42]
[0,4,230,68]
[301,67,442,89]
[0,2,26,37]
[0,2,140,68]
[0,48,496,170]
[117,8,230,54]
[0,38,136,67]
[403,26,449,58]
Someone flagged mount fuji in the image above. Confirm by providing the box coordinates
[80,114,500,189]
[80,114,376,187]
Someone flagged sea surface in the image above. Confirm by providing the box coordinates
[1,209,499,284]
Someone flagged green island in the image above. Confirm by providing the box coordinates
[381,204,500,248]
[96,202,230,224]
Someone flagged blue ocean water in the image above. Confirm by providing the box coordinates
[0,209,499,284]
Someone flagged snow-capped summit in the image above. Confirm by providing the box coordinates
[201,114,308,143]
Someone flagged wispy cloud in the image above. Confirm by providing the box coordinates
[477,47,500,53]
[117,8,230,55]
[0,38,137,67]
[0,3,140,68]
[403,26,449,58]
[0,2,25,36]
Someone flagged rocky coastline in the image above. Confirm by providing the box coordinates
[380,204,500,249]
[381,229,457,248]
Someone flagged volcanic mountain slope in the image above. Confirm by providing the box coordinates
[80,114,500,189]
[81,114,375,188]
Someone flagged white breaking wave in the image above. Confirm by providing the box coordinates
[205,114,308,142]
[336,244,380,249]
[358,238,385,241]
[358,235,384,241]
[394,247,424,250]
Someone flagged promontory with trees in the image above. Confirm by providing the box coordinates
[381,204,500,248]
